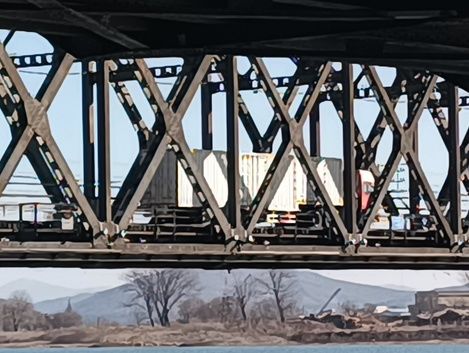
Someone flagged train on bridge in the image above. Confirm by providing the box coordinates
[0,153,453,250]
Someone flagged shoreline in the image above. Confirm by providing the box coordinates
[2,340,469,349]
[1,324,469,348]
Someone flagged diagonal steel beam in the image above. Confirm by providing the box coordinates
[360,71,452,242]
[244,59,348,240]
[405,148,453,243]
[28,0,148,50]
[26,53,75,203]
[0,127,34,195]
[238,94,264,151]
[111,80,151,149]
[113,56,232,238]
[359,66,417,235]
[356,69,407,169]
[36,53,75,109]
[330,67,400,217]
[0,44,30,106]
[0,43,100,235]
[112,59,172,229]
[237,60,303,152]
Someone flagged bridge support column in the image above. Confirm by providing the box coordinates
[342,63,357,237]
[201,81,213,150]
[96,60,112,224]
[409,99,420,214]
[225,56,242,238]
[448,84,462,236]
[81,60,96,205]
[309,104,320,157]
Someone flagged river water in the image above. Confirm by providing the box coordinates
[0,346,467,353]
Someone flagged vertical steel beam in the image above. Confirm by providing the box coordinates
[309,104,321,157]
[342,64,357,236]
[82,60,96,203]
[225,56,241,233]
[96,60,111,223]
[201,82,213,150]
[448,84,462,235]
[409,99,420,213]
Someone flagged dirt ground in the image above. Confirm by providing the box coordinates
[0,322,469,348]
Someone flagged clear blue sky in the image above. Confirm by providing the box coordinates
[0,30,468,290]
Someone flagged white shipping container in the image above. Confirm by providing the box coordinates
[270,157,298,211]
[177,150,228,208]
[240,153,271,206]
[306,157,343,206]
[142,149,342,211]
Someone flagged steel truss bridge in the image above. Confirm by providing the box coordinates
[1,1,469,268]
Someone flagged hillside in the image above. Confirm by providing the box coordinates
[34,270,415,325]
[0,279,103,302]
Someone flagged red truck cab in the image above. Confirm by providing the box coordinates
[357,170,374,211]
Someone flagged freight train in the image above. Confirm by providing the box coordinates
[0,149,439,245]
[129,149,377,243]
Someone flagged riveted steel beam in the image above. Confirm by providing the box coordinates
[96,60,112,223]
[359,69,453,243]
[110,76,151,150]
[225,56,242,235]
[112,56,232,239]
[330,67,399,217]
[342,63,357,237]
[309,105,320,157]
[447,83,461,236]
[81,60,96,203]
[244,58,348,242]
[0,43,100,237]
[201,80,213,150]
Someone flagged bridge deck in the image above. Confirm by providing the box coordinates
[0,242,468,269]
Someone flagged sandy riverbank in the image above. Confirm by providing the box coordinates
[0,323,469,348]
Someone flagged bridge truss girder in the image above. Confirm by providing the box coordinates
[1,33,469,268]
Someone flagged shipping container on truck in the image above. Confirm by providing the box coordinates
[141,149,343,212]
[305,157,343,207]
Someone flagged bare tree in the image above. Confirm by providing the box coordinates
[257,271,296,323]
[458,272,469,285]
[230,273,256,321]
[178,298,205,323]
[2,291,34,331]
[132,310,148,326]
[340,300,358,316]
[150,270,199,327]
[124,271,155,327]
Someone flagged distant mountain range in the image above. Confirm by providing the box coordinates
[0,271,462,326]
[0,279,105,302]
[32,270,417,325]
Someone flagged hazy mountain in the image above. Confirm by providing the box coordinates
[34,270,415,325]
[380,284,416,292]
[0,279,104,303]
[35,284,138,325]
[34,292,94,313]
[434,283,469,292]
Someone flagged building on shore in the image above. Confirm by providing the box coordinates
[409,285,469,318]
